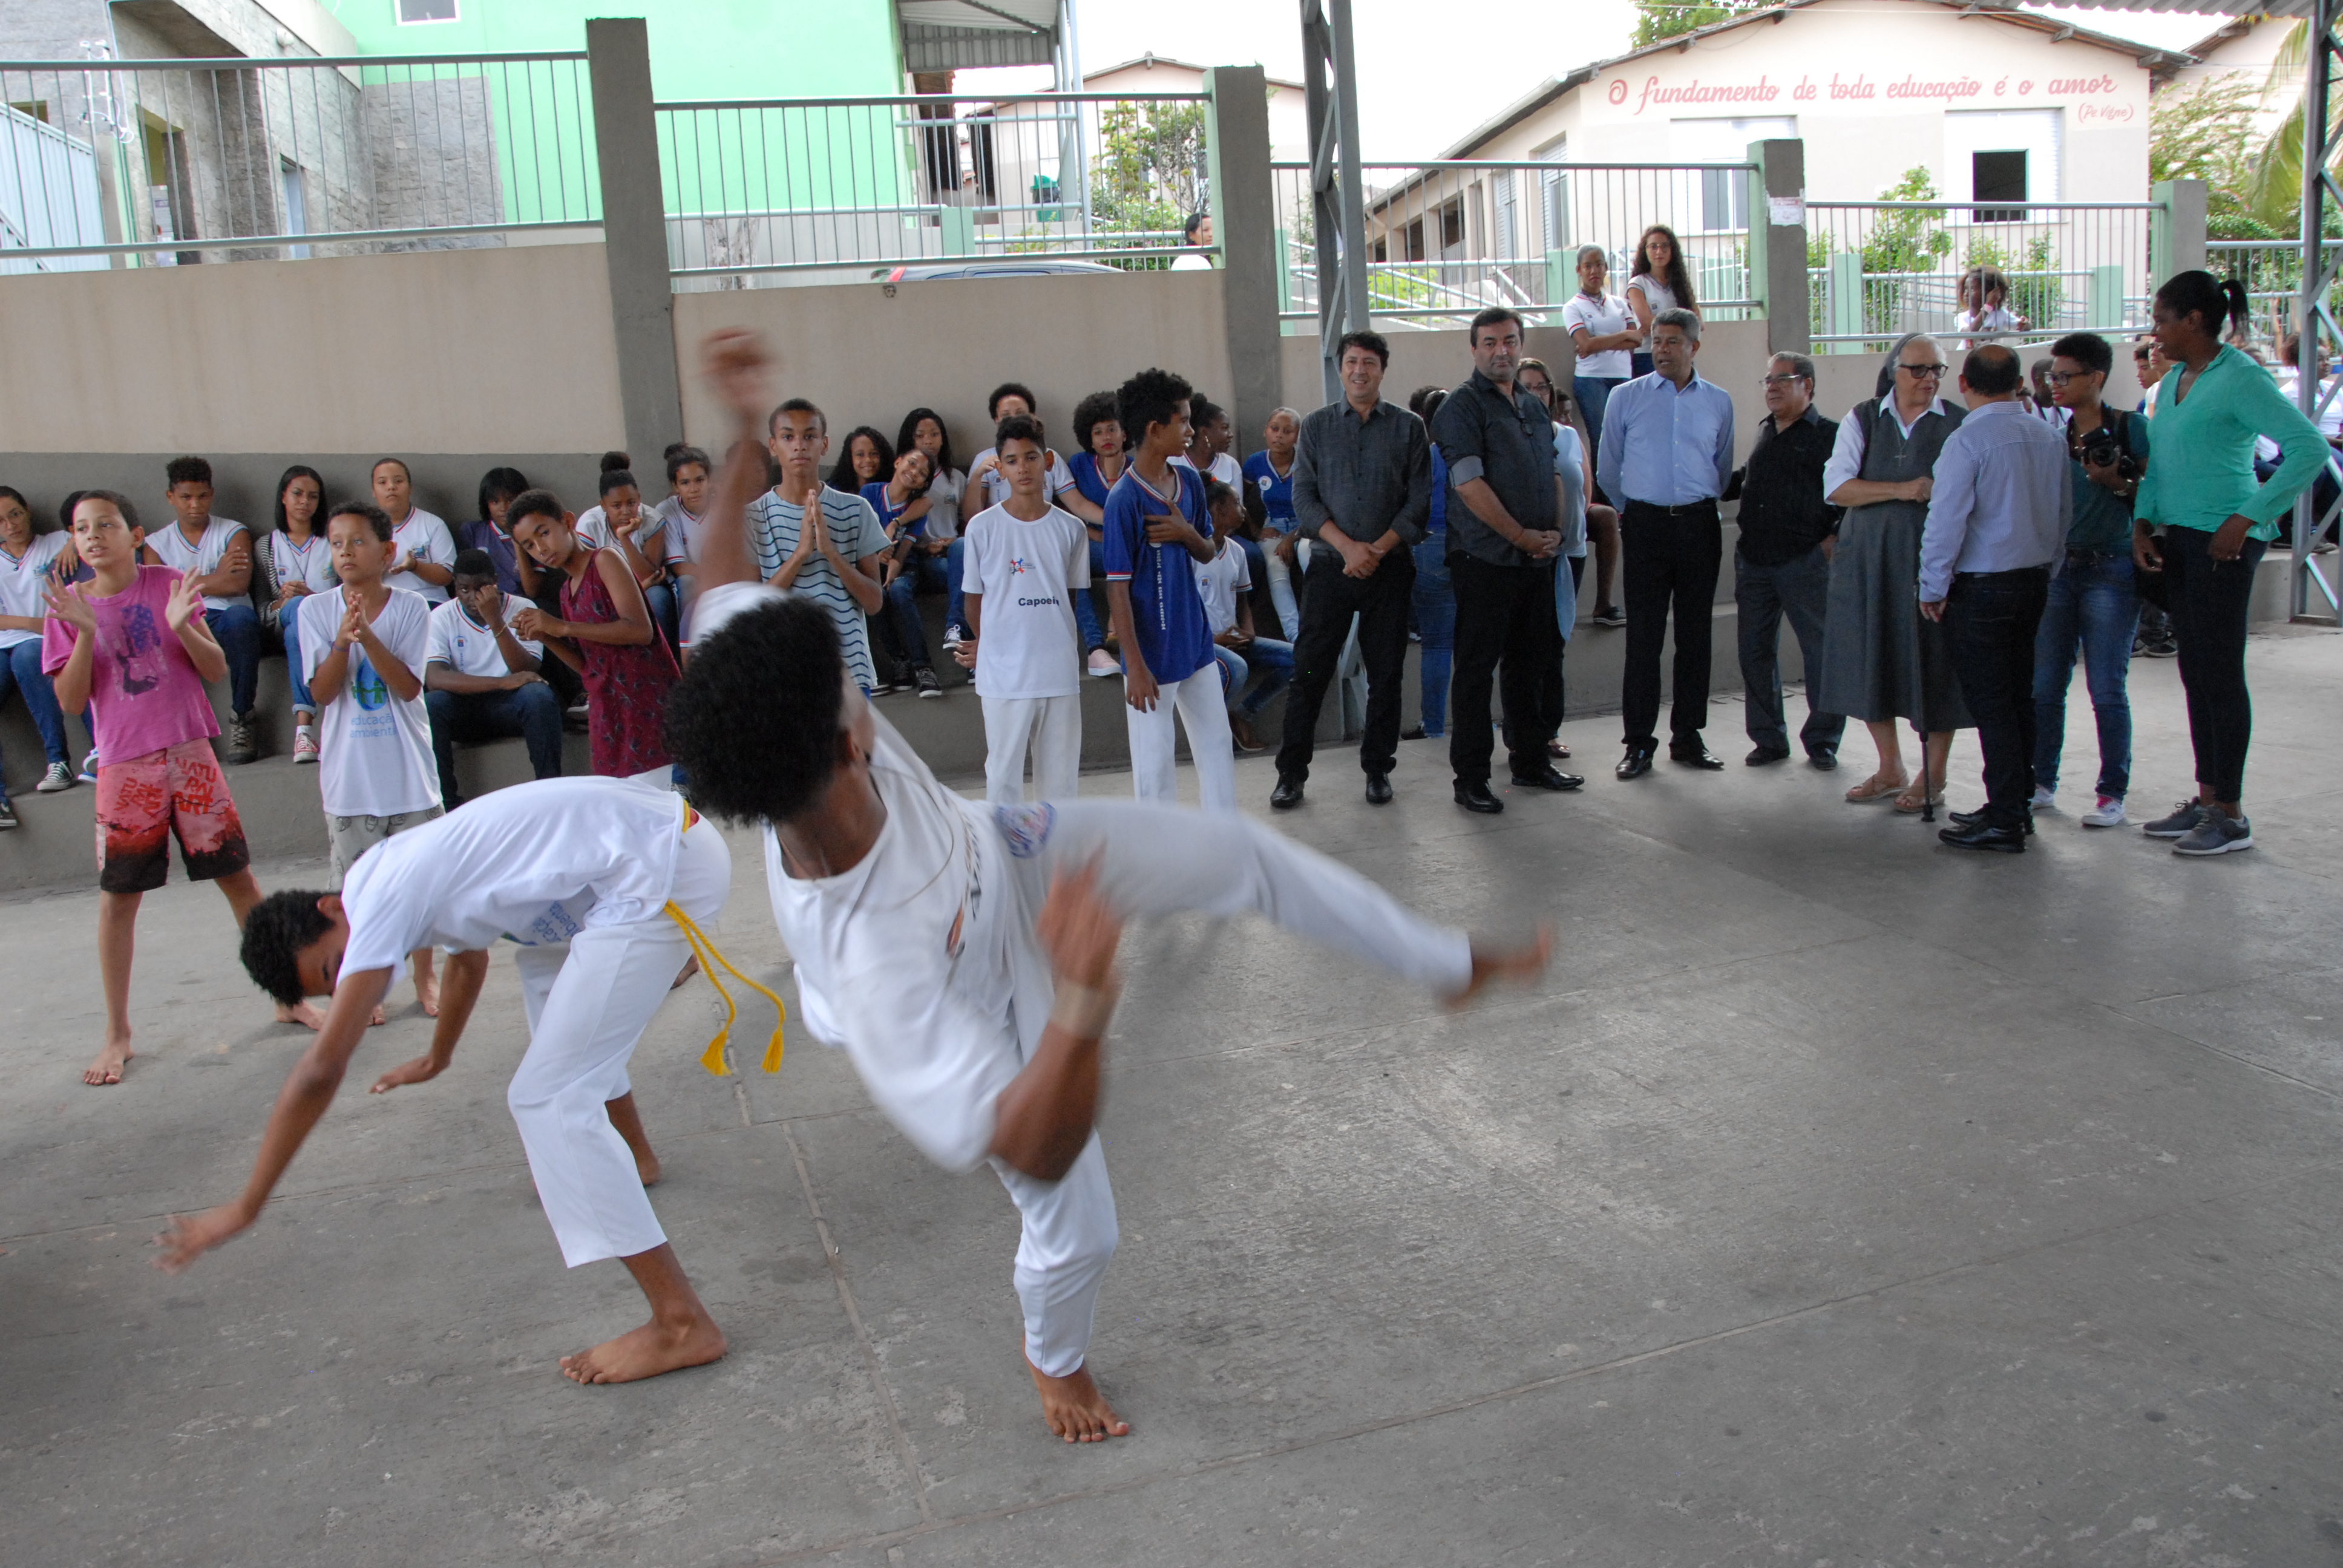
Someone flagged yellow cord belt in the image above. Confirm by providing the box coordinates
[666,900,787,1076]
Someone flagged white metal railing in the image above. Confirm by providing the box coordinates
[654,93,1217,287]
[2208,237,2343,354]
[1804,199,2160,348]
[0,53,597,272]
[1273,158,1764,328]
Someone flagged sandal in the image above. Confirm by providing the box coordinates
[1893,784,1944,815]
[1844,774,1907,803]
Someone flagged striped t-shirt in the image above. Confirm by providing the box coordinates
[747,487,886,693]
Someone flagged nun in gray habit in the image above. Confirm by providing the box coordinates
[1811,331,1973,812]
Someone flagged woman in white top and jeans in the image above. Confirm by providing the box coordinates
[1626,224,1699,379]
[1558,246,1633,625]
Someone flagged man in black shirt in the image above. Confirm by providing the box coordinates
[1726,351,1846,767]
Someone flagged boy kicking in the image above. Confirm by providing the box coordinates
[157,774,749,1385]
[671,331,1549,1441]
[44,492,284,1081]
[956,414,1091,803]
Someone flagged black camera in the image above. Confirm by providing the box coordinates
[2077,423,2143,484]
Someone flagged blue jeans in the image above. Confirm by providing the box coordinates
[1073,535,1110,652]
[2032,550,2139,799]
[0,638,70,780]
[1212,636,1295,716]
[1411,534,1455,736]
[885,541,965,668]
[1573,376,1625,499]
[425,682,565,808]
[644,580,681,656]
[206,602,261,717]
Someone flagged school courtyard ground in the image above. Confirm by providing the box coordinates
[2,628,2339,1567]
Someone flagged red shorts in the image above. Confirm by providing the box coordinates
[94,739,251,895]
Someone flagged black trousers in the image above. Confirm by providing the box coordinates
[1276,547,1415,781]
[1620,500,1723,748]
[2163,526,2266,803]
[1943,566,2051,828]
[1448,553,1560,787]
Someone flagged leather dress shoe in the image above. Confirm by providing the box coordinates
[1939,819,2027,853]
[1364,771,1394,805]
[1948,806,2033,835]
[1509,765,1584,791]
[1453,782,1504,814]
[1807,750,1839,771]
[1616,745,1656,780]
[1670,742,1726,770]
[1270,776,1305,810]
[1745,745,1791,766]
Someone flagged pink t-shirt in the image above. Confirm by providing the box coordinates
[42,565,220,764]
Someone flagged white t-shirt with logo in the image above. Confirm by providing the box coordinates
[1562,290,1634,379]
[1172,452,1244,492]
[969,448,1078,510]
[146,517,249,613]
[338,776,692,972]
[1193,537,1251,637]
[298,586,441,817]
[384,508,458,603]
[425,592,543,679]
[959,502,1089,701]
[577,504,685,565]
[265,529,338,599]
[0,532,69,650]
[1627,272,1680,320]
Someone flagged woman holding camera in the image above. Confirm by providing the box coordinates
[2132,270,2328,855]
[2034,333,2151,829]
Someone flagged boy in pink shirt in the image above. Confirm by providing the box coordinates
[43,491,284,1085]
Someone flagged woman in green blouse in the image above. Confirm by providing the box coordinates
[2131,271,2325,855]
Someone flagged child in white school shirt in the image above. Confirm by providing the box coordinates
[297,500,444,1014]
[955,417,1090,804]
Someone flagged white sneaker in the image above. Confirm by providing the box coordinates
[941,624,966,650]
[36,761,74,792]
[1087,647,1122,678]
[2080,794,2126,828]
[293,727,320,765]
[2030,786,2056,811]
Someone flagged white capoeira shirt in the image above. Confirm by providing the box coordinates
[338,775,692,968]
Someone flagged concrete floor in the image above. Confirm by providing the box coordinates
[4,628,2339,1567]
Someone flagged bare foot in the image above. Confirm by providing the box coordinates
[559,1316,726,1385]
[83,1036,134,1086]
[414,964,440,1018]
[1026,1356,1130,1443]
[670,953,700,990]
[1447,923,1554,1008]
[276,999,329,1031]
[369,1005,388,1027]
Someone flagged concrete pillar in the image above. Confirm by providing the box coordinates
[1206,65,1281,445]
[586,18,683,468]
[1751,138,1809,356]
[2152,179,2207,287]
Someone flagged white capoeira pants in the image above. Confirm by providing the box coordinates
[1123,664,1236,811]
[505,818,732,1268]
[981,693,1081,806]
[991,798,1474,1375]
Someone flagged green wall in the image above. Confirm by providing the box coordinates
[336,0,905,101]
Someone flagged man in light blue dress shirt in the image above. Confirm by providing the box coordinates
[1918,344,2071,852]
[1594,308,1737,777]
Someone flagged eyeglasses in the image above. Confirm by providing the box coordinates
[1896,363,1949,379]
[2045,370,2099,387]
[1759,374,1810,388]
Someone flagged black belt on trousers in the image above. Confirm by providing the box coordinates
[1953,563,2053,582]
[1622,498,1720,520]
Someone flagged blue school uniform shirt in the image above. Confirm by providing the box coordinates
[1066,451,1115,509]
[1101,464,1215,684]
[1241,449,1297,533]
[861,480,920,540]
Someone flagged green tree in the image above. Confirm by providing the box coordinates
[1859,166,1954,340]
[1629,0,1768,48]
[1087,100,1207,269]
[2150,74,2270,239]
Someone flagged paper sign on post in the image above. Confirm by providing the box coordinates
[1767,195,1806,226]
